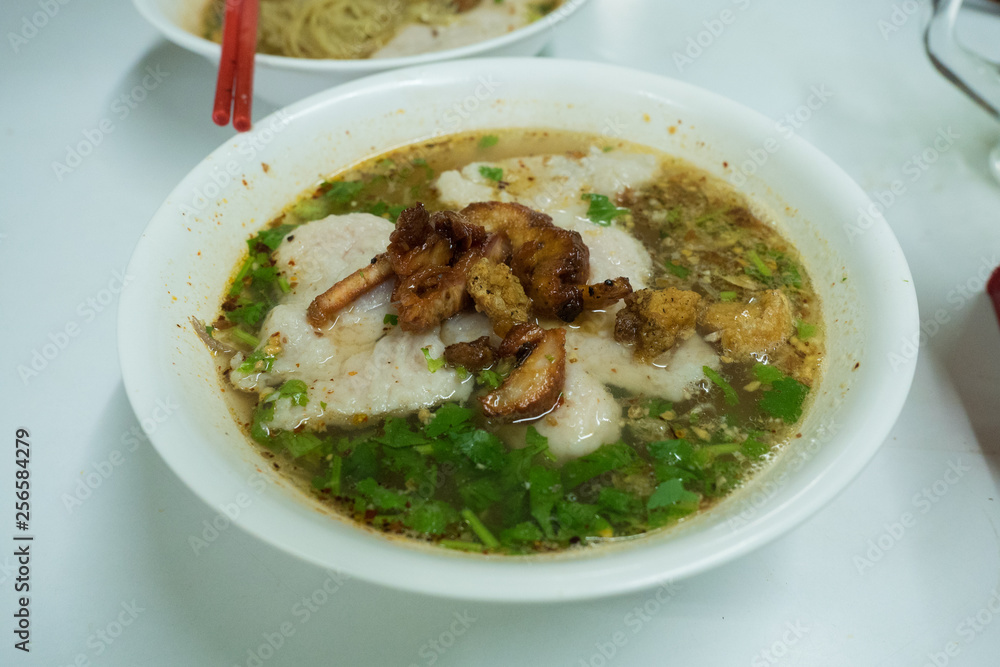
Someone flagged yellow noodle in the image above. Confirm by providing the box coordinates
[202,0,466,60]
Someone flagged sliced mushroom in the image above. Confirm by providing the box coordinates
[306,253,394,327]
[479,325,566,422]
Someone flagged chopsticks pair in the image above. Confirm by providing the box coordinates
[212,0,259,131]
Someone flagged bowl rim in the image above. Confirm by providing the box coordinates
[118,57,919,601]
[131,0,591,71]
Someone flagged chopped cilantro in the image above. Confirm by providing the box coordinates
[740,434,770,460]
[759,377,810,423]
[664,261,691,279]
[383,313,398,326]
[356,478,409,511]
[529,466,561,538]
[237,349,275,375]
[421,347,446,373]
[277,431,323,458]
[647,479,700,510]
[226,300,269,328]
[478,165,504,182]
[377,418,428,448]
[476,369,503,388]
[796,319,818,339]
[478,135,499,149]
[253,223,298,251]
[311,455,342,494]
[646,398,674,418]
[703,366,739,406]
[556,501,612,538]
[404,501,458,536]
[752,362,784,384]
[581,193,629,226]
[451,430,505,470]
[562,442,636,489]
[500,522,544,544]
[324,180,364,204]
[263,379,309,406]
[425,403,473,437]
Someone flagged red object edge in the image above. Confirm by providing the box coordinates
[211,0,244,126]
[233,0,259,132]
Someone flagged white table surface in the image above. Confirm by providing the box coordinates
[3,1,1000,665]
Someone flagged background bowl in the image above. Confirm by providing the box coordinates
[118,58,919,601]
[132,0,590,105]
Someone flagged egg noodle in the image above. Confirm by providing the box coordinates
[203,0,466,59]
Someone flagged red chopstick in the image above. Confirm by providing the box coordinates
[987,265,1000,329]
[211,0,258,132]
[212,0,244,126]
[233,0,259,132]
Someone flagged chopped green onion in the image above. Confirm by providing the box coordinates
[461,509,500,548]
[703,366,739,406]
[478,135,499,149]
[277,276,291,294]
[440,540,487,552]
[719,291,737,301]
[747,250,772,277]
[421,347,446,373]
[231,328,260,348]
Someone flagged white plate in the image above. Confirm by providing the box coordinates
[132,0,591,105]
[117,58,919,601]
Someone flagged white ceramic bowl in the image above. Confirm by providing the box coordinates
[132,0,590,105]
[118,58,919,601]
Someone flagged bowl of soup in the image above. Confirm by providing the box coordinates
[132,0,590,105]
[118,58,918,601]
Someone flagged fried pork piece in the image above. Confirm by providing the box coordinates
[460,201,632,322]
[480,323,566,421]
[443,335,495,371]
[700,289,793,359]
[614,288,701,360]
[466,257,532,336]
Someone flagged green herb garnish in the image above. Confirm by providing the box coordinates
[581,193,629,225]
